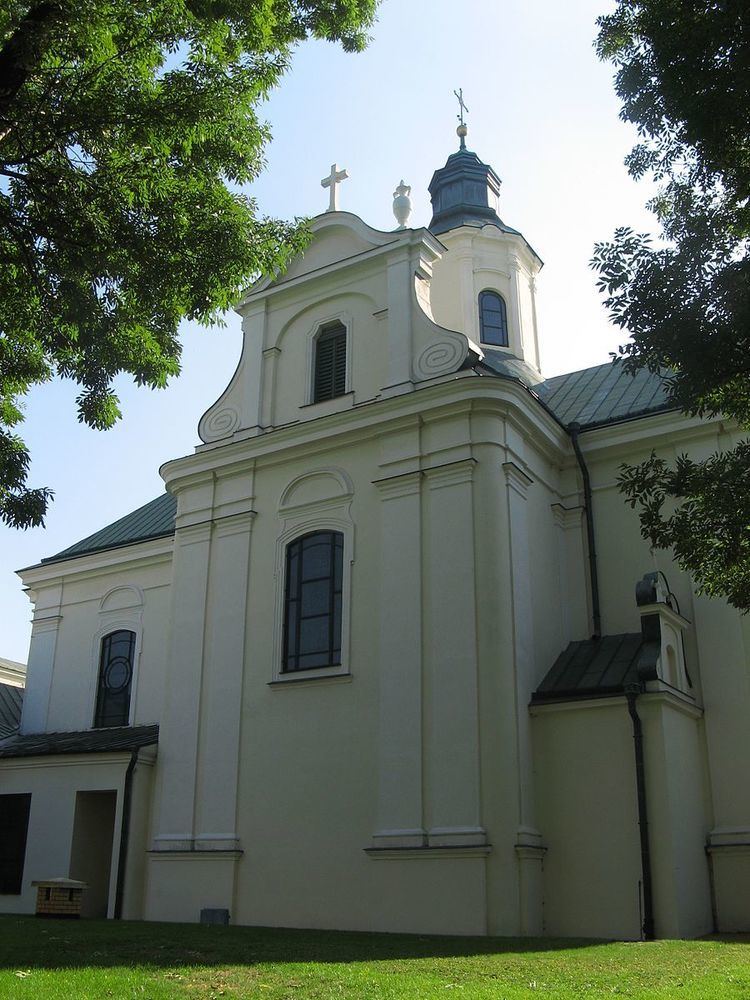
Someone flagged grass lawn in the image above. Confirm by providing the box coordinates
[0,916,749,1000]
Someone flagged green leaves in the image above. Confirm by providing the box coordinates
[0,0,377,527]
[595,2,750,610]
[618,445,750,610]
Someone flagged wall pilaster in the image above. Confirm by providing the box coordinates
[504,460,544,929]
[151,516,213,852]
[193,509,255,852]
[372,471,425,847]
[20,596,63,733]
[423,459,485,847]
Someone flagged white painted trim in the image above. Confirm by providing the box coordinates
[305,309,353,406]
[89,607,143,730]
[271,474,355,684]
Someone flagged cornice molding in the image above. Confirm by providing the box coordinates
[423,458,476,490]
[372,470,422,500]
[550,502,584,529]
[187,376,568,475]
[30,614,63,635]
[503,460,534,498]
[18,538,175,589]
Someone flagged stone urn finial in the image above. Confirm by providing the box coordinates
[393,180,412,230]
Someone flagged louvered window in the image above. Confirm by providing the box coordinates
[479,290,508,347]
[313,322,347,402]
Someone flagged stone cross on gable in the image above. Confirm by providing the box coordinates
[321,163,348,212]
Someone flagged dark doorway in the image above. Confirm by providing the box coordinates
[69,791,117,918]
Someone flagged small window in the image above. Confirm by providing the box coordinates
[283,531,343,672]
[0,793,31,894]
[94,630,135,728]
[479,290,508,347]
[313,322,347,402]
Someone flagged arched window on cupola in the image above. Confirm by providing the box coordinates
[478,290,508,347]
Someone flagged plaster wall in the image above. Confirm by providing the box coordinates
[226,414,498,933]
[430,227,541,370]
[145,376,574,934]
[532,700,643,939]
[20,558,171,736]
[0,755,129,916]
[639,696,713,938]
[569,417,750,933]
[570,422,722,639]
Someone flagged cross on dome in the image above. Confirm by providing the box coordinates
[321,163,348,212]
[454,88,469,149]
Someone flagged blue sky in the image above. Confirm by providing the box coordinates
[1,0,657,662]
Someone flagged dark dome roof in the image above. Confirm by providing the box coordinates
[428,146,519,237]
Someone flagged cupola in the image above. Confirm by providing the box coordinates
[428,147,505,236]
[426,118,544,374]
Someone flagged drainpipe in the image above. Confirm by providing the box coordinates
[625,685,655,940]
[114,748,139,920]
[569,422,601,638]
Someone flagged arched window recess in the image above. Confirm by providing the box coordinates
[478,289,509,347]
[283,530,344,673]
[313,322,347,402]
[94,630,136,728]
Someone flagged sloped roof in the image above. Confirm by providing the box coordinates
[535,361,672,429]
[36,360,674,568]
[0,723,159,759]
[0,683,23,739]
[0,655,26,683]
[533,634,660,704]
[42,492,177,564]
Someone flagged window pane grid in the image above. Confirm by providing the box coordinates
[479,290,508,347]
[283,531,344,672]
[94,630,135,728]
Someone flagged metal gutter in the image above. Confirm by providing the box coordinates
[569,422,602,639]
[626,687,656,940]
[114,748,139,920]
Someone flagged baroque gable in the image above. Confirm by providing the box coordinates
[198,212,482,445]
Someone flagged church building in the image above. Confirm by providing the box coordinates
[2,124,749,939]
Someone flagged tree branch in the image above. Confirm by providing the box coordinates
[0,2,70,117]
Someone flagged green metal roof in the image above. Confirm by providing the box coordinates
[42,491,177,564]
[38,360,674,568]
[532,633,660,704]
[535,361,673,429]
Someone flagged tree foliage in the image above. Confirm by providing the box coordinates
[592,0,750,610]
[0,0,376,527]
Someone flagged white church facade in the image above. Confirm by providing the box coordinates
[2,133,749,939]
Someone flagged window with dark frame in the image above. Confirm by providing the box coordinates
[94,629,135,728]
[478,290,509,346]
[283,531,344,672]
[313,322,347,402]
[0,793,31,894]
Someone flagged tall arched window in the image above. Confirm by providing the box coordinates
[94,630,135,727]
[283,531,343,672]
[478,290,508,347]
[313,322,347,402]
